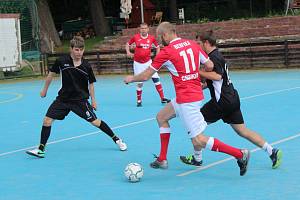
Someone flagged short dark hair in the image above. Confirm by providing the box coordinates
[70,36,85,48]
[196,30,217,46]
[140,23,148,27]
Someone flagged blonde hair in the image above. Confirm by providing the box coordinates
[70,36,85,48]
[156,22,176,35]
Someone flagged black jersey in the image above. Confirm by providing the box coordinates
[207,49,239,108]
[49,55,96,101]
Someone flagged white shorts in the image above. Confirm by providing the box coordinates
[133,60,159,79]
[171,99,207,138]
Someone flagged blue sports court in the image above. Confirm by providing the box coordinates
[0,69,299,200]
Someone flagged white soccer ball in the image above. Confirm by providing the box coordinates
[124,163,144,182]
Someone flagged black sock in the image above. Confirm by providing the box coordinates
[39,126,51,151]
[99,121,119,143]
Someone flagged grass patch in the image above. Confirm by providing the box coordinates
[0,66,36,80]
[55,36,103,53]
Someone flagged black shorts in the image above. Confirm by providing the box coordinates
[200,100,244,124]
[46,99,97,122]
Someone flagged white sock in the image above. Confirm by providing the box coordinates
[194,150,203,162]
[205,137,214,150]
[262,142,273,156]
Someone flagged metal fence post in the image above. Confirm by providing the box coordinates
[249,42,253,68]
[44,53,49,75]
[96,52,100,75]
[284,40,289,67]
[39,53,43,76]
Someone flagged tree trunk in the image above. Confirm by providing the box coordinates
[230,0,238,17]
[265,0,272,14]
[168,0,177,23]
[36,0,61,53]
[88,0,111,36]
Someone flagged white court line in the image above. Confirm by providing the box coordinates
[0,86,299,158]
[0,92,23,104]
[240,86,300,100]
[235,78,300,83]
[0,117,155,157]
[177,132,300,177]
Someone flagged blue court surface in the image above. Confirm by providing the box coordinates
[0,69,300,200]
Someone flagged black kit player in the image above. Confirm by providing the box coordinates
[26,36,127,158]
[180,30,282,169]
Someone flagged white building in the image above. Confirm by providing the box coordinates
[0,14,22,71]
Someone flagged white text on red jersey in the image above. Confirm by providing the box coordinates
[173,41,191,49]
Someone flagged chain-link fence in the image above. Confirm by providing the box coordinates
[0,0,42,79]
[0,0,39,52]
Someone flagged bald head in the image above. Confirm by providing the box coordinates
[156,22,177,46]
[156,22,176,35]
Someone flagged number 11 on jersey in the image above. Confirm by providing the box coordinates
[180,48,196,73]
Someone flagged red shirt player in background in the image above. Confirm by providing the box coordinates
[124,22,250,176]
[126,23,170,107]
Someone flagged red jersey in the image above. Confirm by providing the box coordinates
[151,38,209,103]
[127,34,159,63]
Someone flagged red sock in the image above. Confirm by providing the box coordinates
[155,83,165,99]
[158,132,170,161]
[211,138,243,159]
[136,89,142,102]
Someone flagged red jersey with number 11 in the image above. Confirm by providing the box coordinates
[151,38,209,103]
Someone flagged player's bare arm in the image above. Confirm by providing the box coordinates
[203,59,214,72]
[89,83,97,110]
[125,43,134,58]
[124,67,156,84]
[40,72,55,98]
[199,70,222,81]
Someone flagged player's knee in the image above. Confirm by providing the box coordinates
[91,119,101,127]
[192,134,207,148]
[156,112,167,124]
[43,117,53,126]
[236,130,245,137]
[232,124,247,137]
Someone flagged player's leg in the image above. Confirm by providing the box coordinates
[72,100,127,151]
[133,61,144,107]
[231,123,266,148]
[193,134,250,176]
[151,73,170,103]
[136,83,143,107]
[178,101,250,176]
[91,119,127,151]
[26,99,69,158]
[178,101,209,166]
[180,100,221,166]
[150,101,176,169]
[225,108,282,169]
[26,117,54,158]
[39,117,54,150]
[231,123,282,169]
